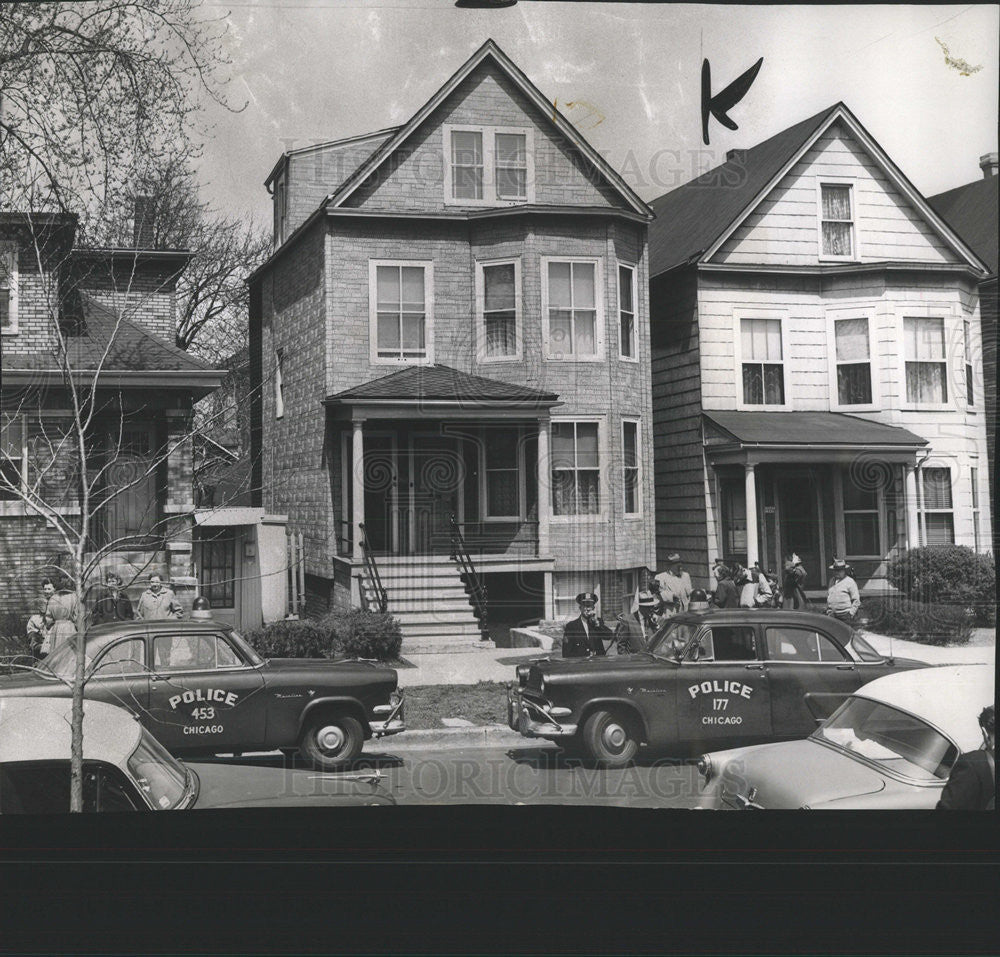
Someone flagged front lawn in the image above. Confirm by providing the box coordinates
[403,681,508,730]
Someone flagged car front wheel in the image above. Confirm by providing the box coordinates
[299,713,364,771]
[582,709,639,768]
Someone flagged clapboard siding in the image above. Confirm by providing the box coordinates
[716,121,959,266]
[650,266,710,587]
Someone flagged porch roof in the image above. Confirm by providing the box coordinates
[704,411,927,464]
[324,364,561,417]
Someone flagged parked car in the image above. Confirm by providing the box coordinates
[696,664,994,809]
[506,610,926,766]
[0,696,395,812]
[0,620,405,771]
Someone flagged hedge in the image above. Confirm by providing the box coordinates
[861,597,973,646]
[888,546,995,626]
[244,609,403,663]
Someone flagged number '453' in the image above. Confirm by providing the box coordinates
[191,706,216,720]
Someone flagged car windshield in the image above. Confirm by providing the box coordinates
[849,631,884,662]
[647,621,700,658]
[813,696,959,782]
[126,728,191,810]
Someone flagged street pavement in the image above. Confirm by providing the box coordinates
[203,743,703,808]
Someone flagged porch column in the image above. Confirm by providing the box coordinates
[537,417,551,556]
[744,463,759,567]
[352,419,365,562]
[904,464,920,548]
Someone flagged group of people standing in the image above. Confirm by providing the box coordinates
[26,572,183,659]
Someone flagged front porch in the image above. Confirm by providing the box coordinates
[704,411,929,590]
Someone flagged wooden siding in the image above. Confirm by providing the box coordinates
[650,266,710,587]
[716,120,960,267]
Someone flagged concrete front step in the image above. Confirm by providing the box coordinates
[399,619,485,637]
[366,585,472,601]
[404,637,497,653]
[375,597,476,614]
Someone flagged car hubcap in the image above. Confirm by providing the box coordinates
[602,722,627,752]
[317,725,345,752]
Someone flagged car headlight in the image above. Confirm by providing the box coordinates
[696,754,713,782]
[389,691,401,707]
[539,676,546,694]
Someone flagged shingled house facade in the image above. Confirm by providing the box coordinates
[0,211,225,618]
[648,104,993,593]
[249,40,656,648]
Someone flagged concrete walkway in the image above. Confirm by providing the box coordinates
[395,628,996,687]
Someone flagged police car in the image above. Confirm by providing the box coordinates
[696,664,994,809]
[0,619,405,771]
[0,696,395,812]
[506,609,926,767]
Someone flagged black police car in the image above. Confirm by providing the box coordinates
[507,609,926,766]
[0,620,405,770]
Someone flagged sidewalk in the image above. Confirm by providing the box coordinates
[861,628,995,665]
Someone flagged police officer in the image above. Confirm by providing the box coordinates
[562,592,613,658]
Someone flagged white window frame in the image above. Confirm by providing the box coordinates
[898,306,954,411]
[553,571,601,621]
[963,318,975,409]
[0,413,28,513]
[971,465,981,552]
[541,256,605,362]
[621,417,641,517]
[617,262,638,362]
[1,241,18,335]
[479,426,525,522]
[841,478,883,561]
[921,464,955,546]
[442,125,535,206]
[817,178,859,262]
[826,307,879,411]
[368,260,435,366]
[549,416,606,523]
[733,308,790,411]
[474,257,522,363]
[274,349,285,420]
[273,170,287,247]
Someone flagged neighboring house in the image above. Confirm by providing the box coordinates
[249,40,656,649]
[0,210,224,617]
[928,153,998,521]
[647,103,993,594]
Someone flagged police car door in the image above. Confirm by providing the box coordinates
[146,631,266,752]
[85,634,151,717]
[678,624,773,750]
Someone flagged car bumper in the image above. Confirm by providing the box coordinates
[506,685,578,738]
[370,690,406,737]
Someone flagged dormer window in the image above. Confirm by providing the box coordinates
[444,126,533,205]
[819,182,855,259]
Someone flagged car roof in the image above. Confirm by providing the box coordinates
[852,664,994,750]
[85,619,233,639]
[0,697,142,766]
[673,610,854,640]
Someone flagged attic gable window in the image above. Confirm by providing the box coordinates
[444,125,533,205]
[819,182,855,259]
[0,242,17,334]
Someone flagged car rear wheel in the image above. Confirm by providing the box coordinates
[582,709,639,768]
[299,714,364,771]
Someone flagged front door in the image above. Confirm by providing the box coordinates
[105,425,160,546]
[409,435,462,554]
[362,433,398,553]
[776,473,824,587]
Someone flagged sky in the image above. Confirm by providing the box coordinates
[195,1,1000,226]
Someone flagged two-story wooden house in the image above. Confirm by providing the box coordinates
[248,40,656,649]
[648,103,993,593]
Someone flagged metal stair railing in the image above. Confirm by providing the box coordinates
[449,513,489,640]
[358,523,388,613]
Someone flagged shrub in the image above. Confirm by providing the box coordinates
[319,609,403,662]
[861,597,973,646]
[243,618,335,660]
[888,546,995,625]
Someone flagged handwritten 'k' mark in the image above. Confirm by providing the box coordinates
[701,57,764,145]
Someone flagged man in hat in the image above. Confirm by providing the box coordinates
[88,571,135,625]
[562,592,613,658]
[826,559,860,624]
[616,590,659,654]
[655,553,693,616]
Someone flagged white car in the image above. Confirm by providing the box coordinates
[697,664,994,809]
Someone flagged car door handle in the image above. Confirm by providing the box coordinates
[836,664,855,671]
[745,663,764,671]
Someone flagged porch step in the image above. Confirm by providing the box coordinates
[403,636,497,654]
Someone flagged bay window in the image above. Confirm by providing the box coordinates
[552,421,600,516]
[922,467,954,545]
[477,260,519,360]
[964,319,974,406]
[618,264,636,359]
[622,419,640,515]
[834,316,873,405]
[544,259,600,360]
[741,317,785,405]
[904,317,947,404]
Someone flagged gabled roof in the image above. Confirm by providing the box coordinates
[927,175,999,277]
[325,39,651,218]
[649,102,988,277]
[325,364,559,404]
[704,411,927,448]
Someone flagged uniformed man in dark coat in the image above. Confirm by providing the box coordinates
[562,592,613,658]
[938,705,995,810]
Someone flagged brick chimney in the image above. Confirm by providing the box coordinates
[132,195,156,248]
[980,152,998,179]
